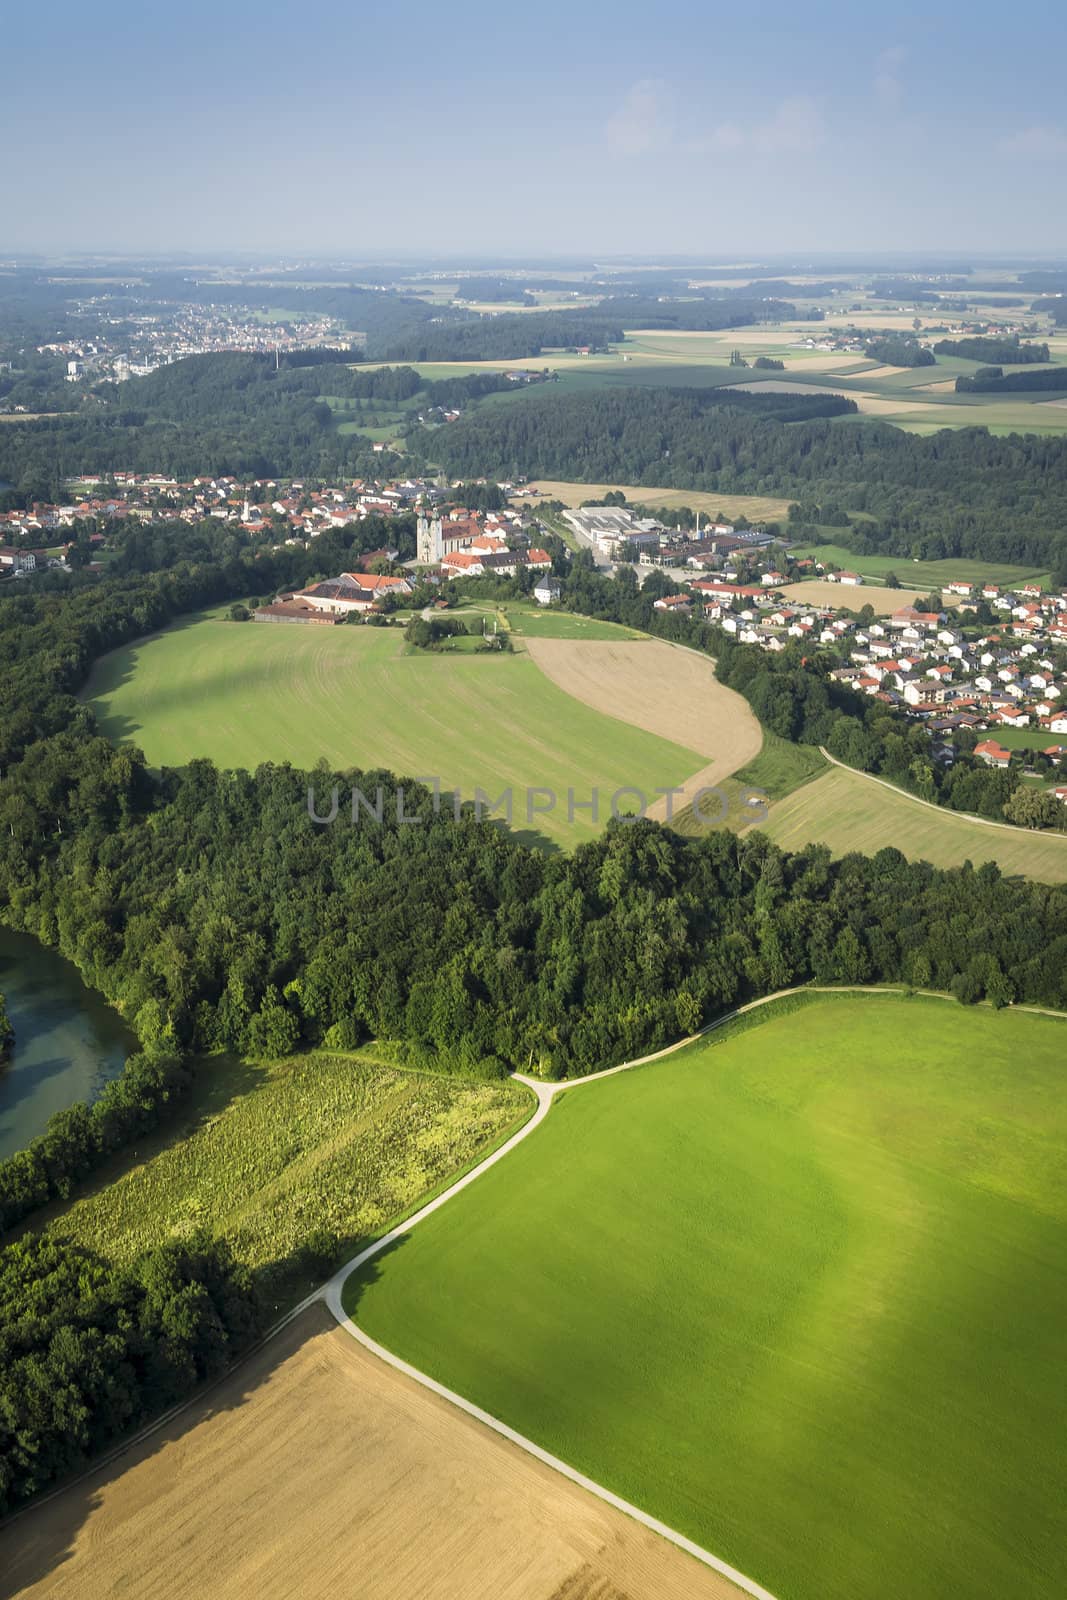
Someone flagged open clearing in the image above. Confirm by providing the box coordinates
[28,1052,527,1315]
[527,479,793,522]
[523,637,762,820]
[347,994,1067,1600]
[756,762,1067,881]
[82,613,705,847]
[0,1304,745,1600]
[778,579,927,612]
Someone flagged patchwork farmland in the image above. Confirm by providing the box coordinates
[0,1305,744,1600]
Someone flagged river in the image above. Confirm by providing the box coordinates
[0,927,135,1160]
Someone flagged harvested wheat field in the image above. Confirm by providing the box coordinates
[526,637,762,825]
[779,580,927,613]
[525,637,762,819]
[0,1306,745,1600]
[527,479,793,523]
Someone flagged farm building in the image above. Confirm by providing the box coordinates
[254,601,342,625]
[288,572,412,616]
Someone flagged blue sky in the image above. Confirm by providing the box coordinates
[4,0,1067,256]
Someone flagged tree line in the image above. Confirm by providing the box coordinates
[955,366,1067,394]
[0,357,514,501]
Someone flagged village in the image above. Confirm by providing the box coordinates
[3,472,1066,798]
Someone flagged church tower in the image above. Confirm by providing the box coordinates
[416,513,443,565]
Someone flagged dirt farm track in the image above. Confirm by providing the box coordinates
[0,1306,743,1600]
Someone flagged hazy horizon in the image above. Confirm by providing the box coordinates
[5,0,1067,258]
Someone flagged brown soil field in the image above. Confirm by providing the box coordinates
[779,580,927,613]
[526,637,762,821]
[0,1306,745,1600]
[527,479,793,522]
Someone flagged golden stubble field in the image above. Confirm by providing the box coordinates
[0,1307,745,1600]
[778,580,928,613]
[523,636,763,822]
[527,478,794,522]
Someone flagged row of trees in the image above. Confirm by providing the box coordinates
[955,366,1067,394]
[0,1051,192,1233]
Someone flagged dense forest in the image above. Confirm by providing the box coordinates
[933,336,1050,364]
[0,358,514,499]
[418,385,1067,572]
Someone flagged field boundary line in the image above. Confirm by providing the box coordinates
[326,1278,779,1600]
[328,982,1067,1597]
[818,747,1067,843]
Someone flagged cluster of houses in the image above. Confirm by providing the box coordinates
[0,475,451,544]
[663,568,1067,788]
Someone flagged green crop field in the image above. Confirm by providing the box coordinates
[788,543,1050,590]
[81,612,704,847]
[757,763,1067,881]
[37,1050,529,1314]
[346,993,1067,1600]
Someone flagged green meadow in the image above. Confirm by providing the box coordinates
[347,993,1067,1600]
[81,612,704,846]
[788,542,1050,590]
[33,1051,528,1315]
[757,763,1067,882]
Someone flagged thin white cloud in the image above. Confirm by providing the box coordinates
[998,124,1067,159]
[604,79,672,156]
[874,47,906,110]
[685,98,824,159]
[752,96,825,155]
